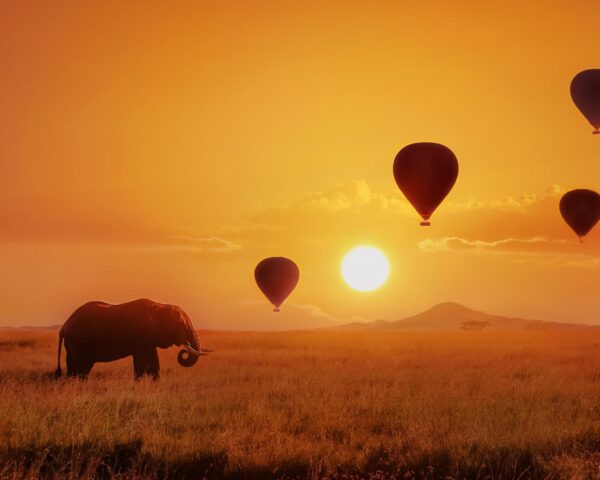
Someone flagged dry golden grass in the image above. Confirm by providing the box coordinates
[0,329,599,479]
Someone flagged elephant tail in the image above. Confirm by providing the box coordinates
[55,332,63,378]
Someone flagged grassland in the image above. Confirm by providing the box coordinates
[0,329,599,479]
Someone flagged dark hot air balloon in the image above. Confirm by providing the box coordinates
[254,257,299,312]
[570,69,600,134]
[559,189,600,241]
[393,142,459,226]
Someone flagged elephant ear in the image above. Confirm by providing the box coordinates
[153,304,183,349]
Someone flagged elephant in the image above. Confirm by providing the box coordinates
[55,298,211,379]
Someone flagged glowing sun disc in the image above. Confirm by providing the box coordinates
[341,246,389,292]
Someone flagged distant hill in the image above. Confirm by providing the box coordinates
[337,302,596,331]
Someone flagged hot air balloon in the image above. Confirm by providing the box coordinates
[570,69,600,134]
[559,189,600,241]
[393,142,459,226]
[254,257,299,312]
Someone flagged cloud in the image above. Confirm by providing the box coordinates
[196,181,600,270]
[418,236,567,253]
[275,181,567,218]
[512,256,600,269]
[9,177,578,255]
[256,179,413,219]
[206,181,600,264]
[18,178,589,265]
[163,236,242,253]
[250,180,572,240]
[202,180,417,252]
[447,185,565,213]
[418,236,600,268]
[103,235,243,254]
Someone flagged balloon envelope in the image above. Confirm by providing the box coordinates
[254,257,299,312]
[559,189,600,240]
[393,142,458,226]
[570,69,600,134]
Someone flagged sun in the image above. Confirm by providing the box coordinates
[341,246,390,292]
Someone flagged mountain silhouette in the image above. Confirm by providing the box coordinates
[337,302,596,331]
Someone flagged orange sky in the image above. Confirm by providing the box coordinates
[0,1,599,329]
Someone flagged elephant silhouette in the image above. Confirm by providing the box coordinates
[55,298,211,379]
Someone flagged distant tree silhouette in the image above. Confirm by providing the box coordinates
[461,321,492,331]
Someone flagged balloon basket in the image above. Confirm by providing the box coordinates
[420,221,431,227]
[273,308,281,313]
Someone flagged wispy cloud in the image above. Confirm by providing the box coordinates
[418,236,567,253]
[447,185,565,213]
[256,180,413,219]
[165,236,242,253]
[418,236,600,268]
[511,255,600,269]
[103,235,242,254]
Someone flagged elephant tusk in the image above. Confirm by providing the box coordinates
[185,343,209,356]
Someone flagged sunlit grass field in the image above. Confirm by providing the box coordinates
[0,329,599,479]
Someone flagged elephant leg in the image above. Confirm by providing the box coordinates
[66,346,79,378]
[66,348,93,379]
[148,349,160,380]
[77,361,94,379]
[65,343,81,378]
[133,347,160,380]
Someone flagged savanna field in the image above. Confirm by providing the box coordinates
[0,329,599,479]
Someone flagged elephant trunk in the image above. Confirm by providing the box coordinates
[177,321,200,367]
